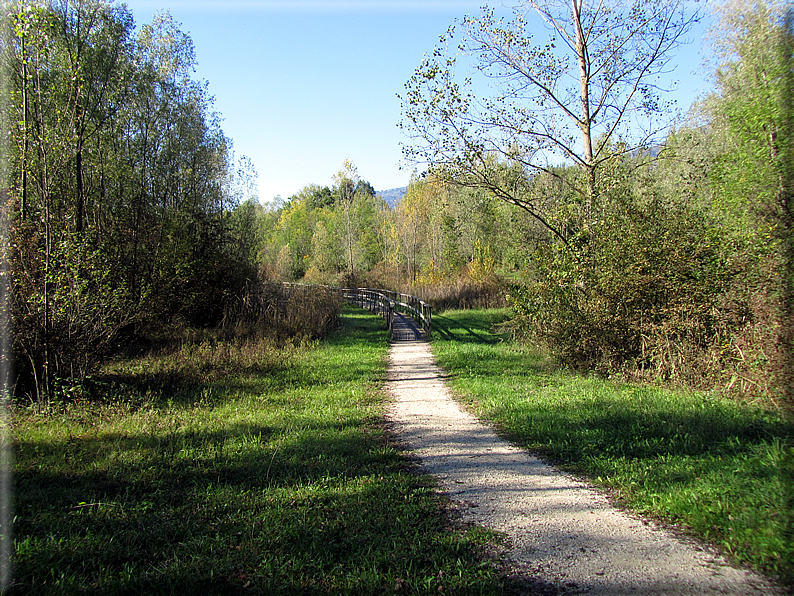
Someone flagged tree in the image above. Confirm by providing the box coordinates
[291,183,332,210]
[354,179,376,198]
[333,159,359,277]
[309,208,344,278]
[350,186,386,274]
[229,154,259,204]
[395,177,429,282]
[51,0,134,234]
[400,0,699,251]
[228,197,264,272]
[708,0,794,404]
[395,174,448,282]
[6,0,136,400]
[5,3,247,400]
[274,198,313,280]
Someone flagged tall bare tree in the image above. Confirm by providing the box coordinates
[400,0,699,251]
[333,159,359,277]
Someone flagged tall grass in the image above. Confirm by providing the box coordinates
[397,281,507,313]
[12,308,510,595]
[220,280,341,340]
[432,309,794,588]
[14,281,343,407]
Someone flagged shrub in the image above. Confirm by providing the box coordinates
[10,229,135,402]
[508,192,733,384]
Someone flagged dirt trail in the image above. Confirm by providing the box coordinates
[385,339,782,595]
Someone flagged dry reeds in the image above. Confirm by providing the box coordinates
[398,281,508,313]
[222,281,341,341]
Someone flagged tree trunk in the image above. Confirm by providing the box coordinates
[778,8,794,409]
[572,0,596,212]
[21,34,28,221]
[76,144,84,234]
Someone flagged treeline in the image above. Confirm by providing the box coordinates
[249,159,532,295]
[4,0,792,407]
[253,123,789,400]
[2,1,261,401]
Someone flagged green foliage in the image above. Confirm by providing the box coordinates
[287,184,333,211]
[507,169,729,380]
[10,229,134,401]
[5,2,259,400]
[252,161,542,296]
[500,113,792,401]
[226,198,266,269]
[711,1,793,220]
[432,309,794,586]
[707,0,794,405]
[306,208,344,281]
[255,165,388,285]
[273,199,313,280]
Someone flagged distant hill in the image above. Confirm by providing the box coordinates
[377,186,407,207]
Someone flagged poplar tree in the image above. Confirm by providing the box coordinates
[400,0,699,254]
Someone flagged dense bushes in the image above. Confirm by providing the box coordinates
[506,150,791,403]
[3,3,261,402]
[509,189,723,375]
[9,230,135,400]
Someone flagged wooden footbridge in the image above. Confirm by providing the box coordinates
[284,284,432,342]
[342,288,431,341]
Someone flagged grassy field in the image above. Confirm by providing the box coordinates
[14,305,794,593]
[12,308,509,595]
[431,308,794,588]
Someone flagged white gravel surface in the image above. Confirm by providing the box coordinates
[385,340,783,595]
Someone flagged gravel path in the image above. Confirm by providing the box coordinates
[385,339,783,595]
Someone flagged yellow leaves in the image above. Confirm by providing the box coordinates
[467,238,496,284]
[416,259,444,285]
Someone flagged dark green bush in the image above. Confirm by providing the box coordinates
[10,230,135,402]
[508,191,735,384]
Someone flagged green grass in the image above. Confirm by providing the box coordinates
[432,308,794,587]
[12,307,509,595]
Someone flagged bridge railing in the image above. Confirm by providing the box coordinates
[338,287,396,334]
[282,283,431,339]
[361,288,432,339]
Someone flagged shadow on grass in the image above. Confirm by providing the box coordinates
[431,310,510,344]
[15,417,391,499]
[14,414,508,594]
[430,310,794,586]
[82,305,391,410]
[12,311,512,595]
[431,311,792,461]
[503,398,794,463]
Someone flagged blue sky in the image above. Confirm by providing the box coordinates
[121,0,712,203]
